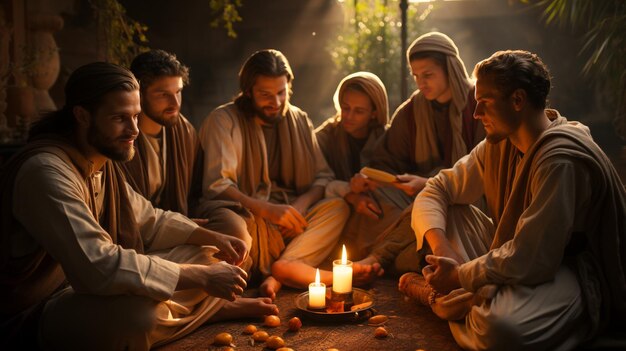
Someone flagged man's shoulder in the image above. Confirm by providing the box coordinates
[17,150,77,183]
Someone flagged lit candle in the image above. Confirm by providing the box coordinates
[332,245,353,294]
[308,268,326,309]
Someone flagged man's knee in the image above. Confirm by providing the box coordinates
[207,208,252,248]
[457,311,523,351]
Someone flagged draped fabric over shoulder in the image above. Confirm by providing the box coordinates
[118,114,201,215]
[0,136,141,315]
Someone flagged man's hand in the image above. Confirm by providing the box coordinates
[344,192,381,220]
[177,262,248,301]
[391,174,428,197]
[260,203,308,235]
[349,173,382,193]
[422,255,461,295]
[212,233,249,266]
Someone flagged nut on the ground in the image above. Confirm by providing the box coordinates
[212,332,233,345]
[276,348,295,351]
[264,314,281,327]
[251,330,269,342]
[288,317,302,331]
[243,324,257,334]
[266,335,286,349]
[368,314,388,325]
[375,326,388,338]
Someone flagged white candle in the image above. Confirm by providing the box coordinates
[332,245,353,294]
[308,268,326,309]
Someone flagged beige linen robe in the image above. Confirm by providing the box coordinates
[198,103,345,279]
[412,111,626,349]
[1,146,227,350]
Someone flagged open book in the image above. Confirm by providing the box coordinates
[359,167,398,183]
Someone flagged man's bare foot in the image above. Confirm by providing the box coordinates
[208,297,278,322]
[398,272,430,306]
[353,258,384,286]
[259,276,282,301]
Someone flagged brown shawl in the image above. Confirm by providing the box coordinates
[483,110,626,333]
[118,114,202,216]
[217,103,328,278]
[0,137,142,315]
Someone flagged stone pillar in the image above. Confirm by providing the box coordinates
[28,11,63,117]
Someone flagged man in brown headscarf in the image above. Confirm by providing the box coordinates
[405,50,626,349]
[0,62,277,350]
[198,49,349,299]
[119,50,250,248]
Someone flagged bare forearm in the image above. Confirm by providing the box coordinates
[424,228,464,264]
[219,186,267,217]
[294,185,324,210]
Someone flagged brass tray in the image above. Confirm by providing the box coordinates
[294,288,375,322]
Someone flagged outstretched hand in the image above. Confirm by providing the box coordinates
[349,173,381,193]
[391,174,428,197]
[345,192,382,220]
[203,261,248,301]
[212,233,248,267]
[261,203,308,237]
[422,254,461,295]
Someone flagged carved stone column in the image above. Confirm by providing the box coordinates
[28,11,63,117]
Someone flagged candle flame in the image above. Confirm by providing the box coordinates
[341,244,347,264]
[315,268,320,284]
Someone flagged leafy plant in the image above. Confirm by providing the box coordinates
[89,0,149,67]
[521,0,626,138]
[327,0,431,109]
[209,0,243,38]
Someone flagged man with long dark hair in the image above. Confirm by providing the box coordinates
[198,49,350,299]
[0,62,276,350]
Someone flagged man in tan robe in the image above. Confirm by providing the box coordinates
[403,50,626,350]
[198,49,349,299]
[0,63,277,350]
[354,32,485,275]
[118,50,250,247]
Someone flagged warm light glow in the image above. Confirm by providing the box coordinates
[309,268,326,309]
[333,244,353,294]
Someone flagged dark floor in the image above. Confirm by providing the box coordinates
[156,278,461,351]
[156,148,626,351]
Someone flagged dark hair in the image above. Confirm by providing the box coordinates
[130,49,190,91]
[474,50,551,110]
[234,49,293,117]
[409,50,448,76]
[28,62,139,140]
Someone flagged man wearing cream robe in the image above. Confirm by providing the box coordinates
[408,51,626,350]
[0,63,277,351]
[198,49,348,299]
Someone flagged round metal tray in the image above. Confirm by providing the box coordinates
[294,287,375,322]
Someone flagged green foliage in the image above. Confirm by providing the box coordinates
[209,0,243,38]
[522,0,626,138]
[328,0,431,108]
[90,0,149,67]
